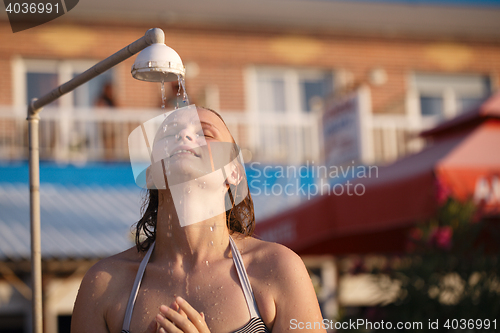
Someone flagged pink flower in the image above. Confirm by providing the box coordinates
[429,226,453,250]
[435,178,452,205]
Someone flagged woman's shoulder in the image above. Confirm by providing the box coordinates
[233,234,318,329]
[234,234,307,281]
[72,246,146,333]
[79,246,144,297]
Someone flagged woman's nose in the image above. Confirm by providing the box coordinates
[177,128,195,142]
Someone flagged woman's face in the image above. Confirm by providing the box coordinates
[150,107,237,187]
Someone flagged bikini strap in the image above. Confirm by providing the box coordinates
[229,236,260,318]
[121,242,155,333]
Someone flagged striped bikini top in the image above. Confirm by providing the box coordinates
[121,236,270,333]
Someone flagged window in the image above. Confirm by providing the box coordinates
[411,73,491,120]
[0,314,25,333]
[246,67,334,164]
[252,67,334,114]
[13,58,114,110]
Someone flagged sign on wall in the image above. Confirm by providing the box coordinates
[322,86,373,167]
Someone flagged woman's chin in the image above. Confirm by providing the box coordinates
[166,162,210,183]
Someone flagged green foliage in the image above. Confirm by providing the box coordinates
[341,196,500,332]
[382,197,500,331]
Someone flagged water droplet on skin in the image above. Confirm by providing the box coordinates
[205,261,209,266]
[198,181,206,189]
[209,241,214,246]
[166,232,172,237]
[186,186,191,194]
[168,214,172,220]
[218,286,223,290]
[210,226,214,232]
[214,303,218,306]
[163,125,167,132]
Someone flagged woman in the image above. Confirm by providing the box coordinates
[71,106,326,333]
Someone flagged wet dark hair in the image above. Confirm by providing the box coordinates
[134,107,255,252]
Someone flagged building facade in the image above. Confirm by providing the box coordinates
[1,1,500,331]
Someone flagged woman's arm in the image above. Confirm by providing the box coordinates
[71,264,112,333]
[264,244,327,332]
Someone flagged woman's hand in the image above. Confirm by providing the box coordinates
[155,296,210,333]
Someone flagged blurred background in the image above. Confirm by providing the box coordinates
[1,0,500,332]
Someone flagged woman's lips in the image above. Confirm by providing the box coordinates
[169,146,200,157]
[171,149,197,157]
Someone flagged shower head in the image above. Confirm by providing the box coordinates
[131,29,185,82]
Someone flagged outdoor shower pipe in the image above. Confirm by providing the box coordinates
[27,27,165,333]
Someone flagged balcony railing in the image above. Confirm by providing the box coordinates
[0,106,431,165]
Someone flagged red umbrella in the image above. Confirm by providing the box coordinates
[255,92,500,255]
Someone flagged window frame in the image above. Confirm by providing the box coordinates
[407,72,492,128]
[12,57,116,113]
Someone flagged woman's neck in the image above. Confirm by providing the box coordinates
[152,187,230,269]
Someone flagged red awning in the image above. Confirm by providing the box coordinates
[255,92,500,255]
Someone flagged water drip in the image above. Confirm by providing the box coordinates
[179,75,190,105]
[175,75,182,109]
[161,78,166,109]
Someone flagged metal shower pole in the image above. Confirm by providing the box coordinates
[26,27,165,333]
